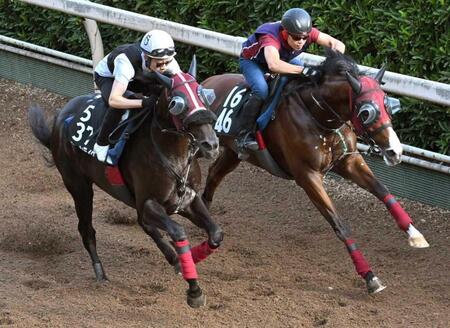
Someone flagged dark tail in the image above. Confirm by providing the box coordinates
[28,105,53,150]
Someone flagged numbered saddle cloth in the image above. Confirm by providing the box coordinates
[214,77,289,137]
[65,93,130,162]
[213,84,251,137]
[65,93,104,156]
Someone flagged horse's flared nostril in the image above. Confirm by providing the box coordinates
[201,141,218,151]
[386,149,397,158]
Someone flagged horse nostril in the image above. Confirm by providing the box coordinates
[201,141,214,151]
[386,149,397,158]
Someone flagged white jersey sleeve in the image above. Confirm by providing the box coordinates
[112,54,135,85]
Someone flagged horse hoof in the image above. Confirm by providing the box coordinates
[367,276,386,294]
[408,235,430,248]
[187,292,206,308]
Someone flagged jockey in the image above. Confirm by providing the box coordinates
[238,8,346,152]
[93,29,181,164]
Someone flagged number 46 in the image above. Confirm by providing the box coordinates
[214,88,246,133]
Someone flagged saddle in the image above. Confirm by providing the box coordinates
[65,92,152,166]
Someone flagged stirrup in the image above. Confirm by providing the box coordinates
[236,132,258,160]
[241,132,259,151]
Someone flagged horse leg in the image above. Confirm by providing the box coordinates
[60,171,107,282]
[333,154,429,248]
[137,219,181,274]
[297,171,385,294]
[202,146,241,208]
[139,199,206,308]
[179,195,224,263]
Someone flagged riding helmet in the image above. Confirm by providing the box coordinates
[281,8,312,35]
[140,29,176,59]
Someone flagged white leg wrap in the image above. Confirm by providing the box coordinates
[407,224,430,248]
[407,224,422,238]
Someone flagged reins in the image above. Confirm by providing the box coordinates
[305,77,382,156]
[107,96,157,144]
[150,104,200,213]
[288,76,382,174]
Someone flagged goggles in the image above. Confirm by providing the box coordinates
[148,47,176,58]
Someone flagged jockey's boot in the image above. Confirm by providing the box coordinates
[93,108,123,165]
[236,95,264,159]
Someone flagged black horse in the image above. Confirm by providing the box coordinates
[29,58,222,307]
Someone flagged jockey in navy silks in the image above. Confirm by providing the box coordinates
[238,8,346,154]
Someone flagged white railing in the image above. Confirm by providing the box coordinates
[0,38,92,73]
[3,0,449,174]
[0,35,92,67]
[19,0,450,107]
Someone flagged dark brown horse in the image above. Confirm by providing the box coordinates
[28,59,222,307]
[202,50,429,294]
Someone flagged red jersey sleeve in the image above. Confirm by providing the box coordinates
[258,34,281,50]
[309,27,320,43]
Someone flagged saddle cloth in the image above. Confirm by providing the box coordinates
[65,93,131,166]
[213,76,288,137]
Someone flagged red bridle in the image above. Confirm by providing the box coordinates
[349,76,392,136]
[169,72,207,130]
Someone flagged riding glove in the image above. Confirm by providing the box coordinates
[141,97,154,109]
[301,66,321,79]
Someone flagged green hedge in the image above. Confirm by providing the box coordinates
[1,0,449,153]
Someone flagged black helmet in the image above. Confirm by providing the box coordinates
[281,8,312,35]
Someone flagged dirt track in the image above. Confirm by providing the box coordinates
[0,78,449,327]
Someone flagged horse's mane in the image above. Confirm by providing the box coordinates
[318,49,359,78]
[284,49,360,94]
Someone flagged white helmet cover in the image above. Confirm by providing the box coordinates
[140,29,176,59]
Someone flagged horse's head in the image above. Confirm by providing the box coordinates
[314,50,403,166]
[154,56,219,159]
[346,68,403,166]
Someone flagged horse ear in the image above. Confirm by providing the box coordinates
[375,65,386,83]
[188,54,197,78]
[154,70,173,89]
[345,71,361,94]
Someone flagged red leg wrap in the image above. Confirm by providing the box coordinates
[383,194,412,231]
[191,241,217,264]
[175,240,198,280]
[345,239,371,278]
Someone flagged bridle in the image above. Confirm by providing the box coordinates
[303,74,390,155]
[148,67,215,213]
[150,97,201,213]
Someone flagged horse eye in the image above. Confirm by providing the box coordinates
[198,87,216,107]
[385,96,401,115]
[168,96,186,116]
[359,110,369,122]
[358,103,378,125]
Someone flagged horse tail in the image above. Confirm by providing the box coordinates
[28,105,58,166]
[28,104,54,149]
